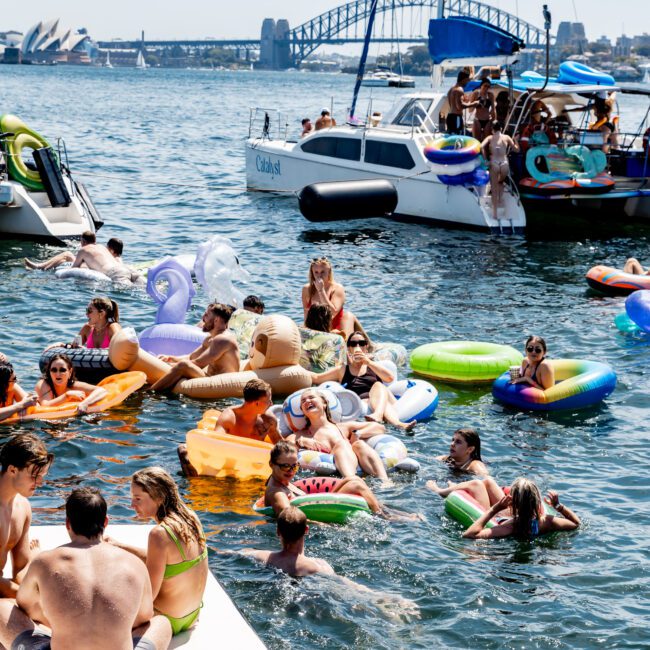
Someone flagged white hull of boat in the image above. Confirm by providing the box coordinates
[0,176,97,241]
[9,525,265,649]
[245,139,524,230]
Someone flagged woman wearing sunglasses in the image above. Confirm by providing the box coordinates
[0,361,39,422]
[511,336,554,390]
[35,354,107,414]
[311,332,416,431]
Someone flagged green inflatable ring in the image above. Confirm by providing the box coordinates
[410,340,522,383]
[0,114,52,191]
[253,493,371,524]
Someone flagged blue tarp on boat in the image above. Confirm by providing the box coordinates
[428,17,524,65]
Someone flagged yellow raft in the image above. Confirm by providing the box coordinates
[186,409,273,479]
[3,371,146,423]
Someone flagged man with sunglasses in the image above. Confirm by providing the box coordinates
[0,434,53,598]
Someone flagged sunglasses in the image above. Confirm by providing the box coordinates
[526,346,543,354]
[347,339,367,348]
[274,462,300,472]
[50,367,69,373]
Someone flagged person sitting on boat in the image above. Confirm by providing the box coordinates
[310,332,416,431]
[35,354,108,414]
[510,335,554,390]
[470,79,496,142]
[300,118,314,138]
[286,389,389,480]
[151,303,240,392]
[624,258,650,276]
[446,71,479,135]
[243,506,334,576]
[108,467,208,638]
[315,108,336,131]
[0,434,52,595]
[243,294,265,314]
[426,476,580,539]
[481,121,519,221]
[0,362,39,422]
[590,92,619,153]
[0,486,172,650]
[519,101,557,152]
[437,428,488,476]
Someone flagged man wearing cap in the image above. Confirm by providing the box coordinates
[315,108,336,131]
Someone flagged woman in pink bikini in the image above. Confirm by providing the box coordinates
[78,296,121,348]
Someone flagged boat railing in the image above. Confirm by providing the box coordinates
[248,107,291,142]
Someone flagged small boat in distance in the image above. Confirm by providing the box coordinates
[361,66,415,88]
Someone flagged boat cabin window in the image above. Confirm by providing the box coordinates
[364,140,415,169]
[300,136,361,161]
[392,99,433,127]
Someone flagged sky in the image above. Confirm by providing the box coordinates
[2,1,648,43]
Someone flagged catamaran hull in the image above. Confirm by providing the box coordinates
[245,140,525,232]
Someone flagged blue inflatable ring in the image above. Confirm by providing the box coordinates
[492,359,616,411]
[424,136,481,165]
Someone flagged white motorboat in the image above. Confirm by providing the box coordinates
[245,93,525,233]
[0,115,103,243]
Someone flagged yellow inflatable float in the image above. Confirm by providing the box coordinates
[2,371,146,423]
[186,409,273,479]
[109,316,312,399]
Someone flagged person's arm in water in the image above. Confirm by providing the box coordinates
[16,558,49,626]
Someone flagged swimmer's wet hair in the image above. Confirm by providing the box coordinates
[66,487,107,539]
[277,506,307,544]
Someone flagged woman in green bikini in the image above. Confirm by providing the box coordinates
[111,466,208,636]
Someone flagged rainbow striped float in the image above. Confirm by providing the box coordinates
[586,265,650,296]
[492,359,616,411]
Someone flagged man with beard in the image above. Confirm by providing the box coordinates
[151,303,239,392]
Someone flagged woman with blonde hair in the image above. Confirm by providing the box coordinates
[111,467,208,636]
[427,476,580,539]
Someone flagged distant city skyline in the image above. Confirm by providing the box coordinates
[4,0,647,43]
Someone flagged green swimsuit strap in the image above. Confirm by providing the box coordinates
[161,523,207,580]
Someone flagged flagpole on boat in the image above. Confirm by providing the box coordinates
[349,0,379,122]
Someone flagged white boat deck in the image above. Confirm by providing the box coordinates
[7,525,265,650]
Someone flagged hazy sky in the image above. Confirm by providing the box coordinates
[3,1,647,43]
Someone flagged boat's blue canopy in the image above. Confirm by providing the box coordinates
[428,17,524,65]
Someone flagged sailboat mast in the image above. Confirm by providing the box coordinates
[349,0,379,121]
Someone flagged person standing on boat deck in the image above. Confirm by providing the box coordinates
[470,79,496,142]
[0,487,171,650]
[481,121,519,221]
[108,468,209,637]
[151,302,240,392]
[446,71,479,135]
[0,435,52,597]
[315,108,336,131]
[301,118,314,138]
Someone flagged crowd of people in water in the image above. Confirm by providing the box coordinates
[0,251,588,648]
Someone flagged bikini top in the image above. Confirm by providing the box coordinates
[85,326,110,349]
[161,523,207,580]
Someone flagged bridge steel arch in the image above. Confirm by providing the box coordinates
[290,0,546,66]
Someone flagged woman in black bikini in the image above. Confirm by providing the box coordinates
[436,428,488,476]
[310,332,416,431]
[471,79,495,141]
[511,335,554,390]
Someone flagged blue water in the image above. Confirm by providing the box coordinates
[2,66,650,648]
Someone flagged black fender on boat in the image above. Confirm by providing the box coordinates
[298,179,398,222]
[39,346,116,383]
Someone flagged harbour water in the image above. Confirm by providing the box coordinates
[1,65,650,648]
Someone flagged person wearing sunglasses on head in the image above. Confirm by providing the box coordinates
[311,332,416,431]
[511,336,554,390]
[35,354,107,414]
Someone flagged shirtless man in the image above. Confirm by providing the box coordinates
[286,389,388,480]
[314,108,336,131]
[446,71,479,135]
[243,506,333,577]
[481,120,519,220]
[177,379,281,476]
[0,435,52,598]
[0,487,171,650]
[151,302,240,392]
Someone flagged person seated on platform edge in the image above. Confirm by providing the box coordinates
[108,468,208,638]
[0,486,172,650]
[0,363,39,422]
[0,435,53,597]
[436,428,488,476]
[151,302,240,392]
[177,379,281,476]
[243,295,265,315]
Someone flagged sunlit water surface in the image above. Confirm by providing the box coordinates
[1,67,650,648]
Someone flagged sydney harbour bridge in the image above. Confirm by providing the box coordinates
[97,0,547,69]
